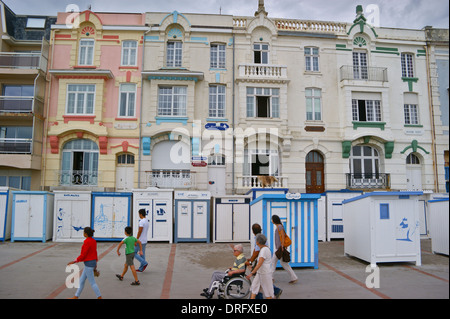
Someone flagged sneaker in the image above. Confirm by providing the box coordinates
[275,289,283,299]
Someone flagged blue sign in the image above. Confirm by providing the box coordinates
[205,122,229,131]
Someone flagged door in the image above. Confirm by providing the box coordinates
[306,151,324,193]
[232,204,250,241]
[353,51,368,79]
[28,195,44,238]
[215,204,232,242]
[153,200,169,240]
[116,154,135,191]
[177,201,192,239]
[13,195,31,238]
[208,155,226,196]
[193,201,207,239]
[93,196,129,239]
[406,167,422,190]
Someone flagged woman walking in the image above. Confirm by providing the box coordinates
[67,227,102,299]
[246,233,274,299]
[271,215,298,284]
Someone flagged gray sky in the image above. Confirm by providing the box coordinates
[3,0,449,29]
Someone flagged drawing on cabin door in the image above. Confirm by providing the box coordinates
[306,151,324,193]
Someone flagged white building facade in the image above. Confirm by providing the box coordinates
[138,2,447,195]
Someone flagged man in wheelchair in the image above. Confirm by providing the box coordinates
[200,244,251,299]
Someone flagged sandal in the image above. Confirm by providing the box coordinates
[131,281,140,286]
[116,274,123,281]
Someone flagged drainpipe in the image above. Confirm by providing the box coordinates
[232,34,236,194]
[138,25,151,188]
[424,44,439,193]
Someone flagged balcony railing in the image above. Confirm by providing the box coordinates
[0,52,41,69]
[238,175,288,189]
[340,65,388,82]
[145,170,194,189]
[346,173,390,190]
[0,139,32,154]
[58,170,99,186]
[238,64,287,80]
[0,96,35,113]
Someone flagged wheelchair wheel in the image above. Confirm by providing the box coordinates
[223,276,251,299]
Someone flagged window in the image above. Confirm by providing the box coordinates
[401,53,414,78]
[350,146,380,179]
[380,204,390,220]
[66,84,95,115]
[61,139,99,186]
[352,99,381,122]
[26,18,46,28]
[305,47,319,71]
[305,88,322,121]
[117,154,135,165]
[244,148,279,177]
[0,175,31,190]
[353,51,368,79]
[167,41,182,67]
[0,126,33,153]
[404,104,419,125]
[78,39,95,65]
[406,153,420,165]
[121,41,137,66]
[118,83,136,117]
[209,85,226,118]
[210,44,226,69]
[246,87,279,118]
[253,43,269,64]
[208,154,225,166]
[158,86,187,116]
[1,85,34,112]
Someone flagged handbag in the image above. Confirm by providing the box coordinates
[277,226,292,247]
[275,247,291,263]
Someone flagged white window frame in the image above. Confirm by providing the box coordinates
[158,86,187,116]
[118,83,137,117]
[305,88,322,121]
[78,39,95,66]
[353,51,368,79]
[253,43,269,64]
[401,53,415,78]
[404,104,419,125]
[352,99,382,122]
[209,85,226,118]
[349,145,380,177]
[121,40,138,66]
[210,43,226,69]
[246,87,280,118]
[66,84,96,115]
[166,41,183,67]
[305,47,319,71]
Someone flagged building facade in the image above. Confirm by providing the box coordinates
[3,1,446,195]
[139,2,447,195]
[0,1,54,190]
[43,10,146,191]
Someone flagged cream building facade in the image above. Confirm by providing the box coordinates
[139,3,447,195]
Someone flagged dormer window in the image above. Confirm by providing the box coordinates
[26,18,46,29]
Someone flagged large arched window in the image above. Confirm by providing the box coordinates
[61,139,99,186]
[349,145,379,179]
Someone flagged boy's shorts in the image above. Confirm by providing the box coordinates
[125,253,135,266]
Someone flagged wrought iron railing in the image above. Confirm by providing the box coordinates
[346,173,390,189]
[58,170,99,186]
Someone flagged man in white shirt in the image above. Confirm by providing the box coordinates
[135,209,149,272]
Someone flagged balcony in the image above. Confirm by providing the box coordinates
[237,64,288,83]
[0,138,32,154]
[0,96,44,114]
[145,170,194,189]
[58,170,99,186]
[346,173,390,190]
[0,52,41,69]
[237,175,288,189]
[340,65,388,82]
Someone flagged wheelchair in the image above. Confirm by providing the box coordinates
[209,269,252,299]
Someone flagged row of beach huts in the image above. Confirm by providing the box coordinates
[0,187,448,268]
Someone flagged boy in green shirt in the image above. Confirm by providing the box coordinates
[116,226,143,285]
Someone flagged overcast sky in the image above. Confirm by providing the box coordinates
[3,0,449,29]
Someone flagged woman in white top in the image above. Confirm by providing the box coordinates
[246,233,274,299]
